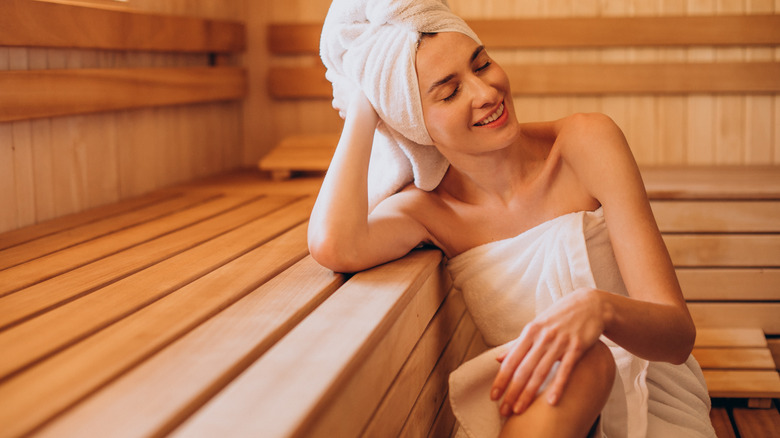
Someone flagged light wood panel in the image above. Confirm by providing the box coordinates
[0,0,245,52]
[0,67,247,122]
[169,250,445,437]
[34,256,344,438]
[268,62,780,98]
[268,15,780,54]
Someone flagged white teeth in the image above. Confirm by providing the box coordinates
[476,103,504,126]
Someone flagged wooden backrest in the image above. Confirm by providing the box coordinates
[0,0,247,122]
[267,15,780,98]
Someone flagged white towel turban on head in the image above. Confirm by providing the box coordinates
[320,0,481,209]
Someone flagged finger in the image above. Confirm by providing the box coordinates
[498,340,553,413]
[490,336,534,400]
[545,347,582,406]
[512,343,567,414]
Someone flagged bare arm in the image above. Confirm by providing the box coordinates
[308,93,430,273]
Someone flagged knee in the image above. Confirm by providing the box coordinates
[583,341,616,395]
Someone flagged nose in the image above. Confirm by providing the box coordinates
[469,75,500,109]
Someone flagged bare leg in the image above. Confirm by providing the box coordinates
[499,341,616,438]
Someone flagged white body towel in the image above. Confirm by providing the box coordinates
[446,208,715,437]
[319,0,481,209]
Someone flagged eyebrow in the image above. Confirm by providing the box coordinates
[426,45,486,94]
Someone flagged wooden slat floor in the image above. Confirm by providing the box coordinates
[1,169,779,438]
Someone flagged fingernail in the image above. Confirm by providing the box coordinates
[490,388,500,400]
[548,393,558,405]
[500,403,511,416]
[513,400,525,414]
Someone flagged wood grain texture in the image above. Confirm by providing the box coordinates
[268,15,780,54]
[0,67,247,122]
[0,221,311,438]
[34,255,344,438]
[0,0,245,52]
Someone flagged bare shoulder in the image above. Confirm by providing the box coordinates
[553,113,639,201]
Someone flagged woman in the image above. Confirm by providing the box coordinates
[310,3,715,437]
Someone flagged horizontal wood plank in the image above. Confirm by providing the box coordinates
[693,347,776,370]
[703,370,780,399]
[0,191,178,251]
[0,67,247,122]
[689,303,780,335]
[651,201,780,233]
[33,256,344,438]
[0,222,312,438]
[694,328,768,348]
[0,192,227,271]
[664,234,780,267]
[169,250,444,438]
[268,62,780,99]
[732,408,780,438]
[0,196,297,329]
[678,269,780,302]
[641,166,780,200]
[268,15,780,54]
[0,197,314,380]
[0,0,245,52]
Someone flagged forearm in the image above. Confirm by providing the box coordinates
[598,289,695,364]
[308,97,379,268]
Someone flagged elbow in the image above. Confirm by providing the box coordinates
[307,231,363,274]
[670,317,697,365]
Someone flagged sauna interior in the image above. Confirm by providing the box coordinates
[1,0,779,437]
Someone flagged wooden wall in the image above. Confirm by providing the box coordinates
[267,0,780,167]
[2,0,779,234]
[0,0,249,234]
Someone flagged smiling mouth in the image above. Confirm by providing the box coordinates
[474,102,505,126]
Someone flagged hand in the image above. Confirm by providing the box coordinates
[490,287,607,416]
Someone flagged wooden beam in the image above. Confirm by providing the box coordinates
[268,62,780,98]
[268,15,780,54]
[0,67,247,122]
[0,0,245,52]
[642,166,780,200]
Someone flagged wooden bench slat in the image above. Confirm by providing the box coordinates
[0,192,224,271]
[678,269,780,302]
[398,315,478,438]
[690,303,780,335]
[710,407,738,438]
[0,67,247,122]
[168,249,444,438]
[268,62,780,99]
[651,200,780,233]
[295,260,452,438]
[641,166,780,200]
[0,222,311,438]
[268,15,780,54]
[0,196,297,330]
[732,408,780,438]
[0,192,220,296]
[0,197,314,380]
[0,0,245,53]
[361,289,467,436]
[695,328,768,348]
[693,348,776,370]
[664,234,780,267]
[0,191,178,251]
[703,370,780,399]
[33,255,341,438]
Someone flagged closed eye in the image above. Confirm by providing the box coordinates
[476,60,491,72]
[443,85,460,102]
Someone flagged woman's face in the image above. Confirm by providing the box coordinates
[416,32,519,154]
